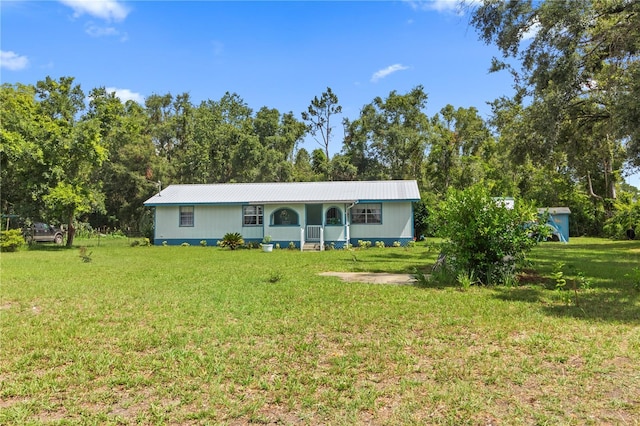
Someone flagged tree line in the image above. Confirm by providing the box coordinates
[1,1,638,245]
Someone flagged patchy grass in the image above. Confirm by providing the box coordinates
[1,237,638,424]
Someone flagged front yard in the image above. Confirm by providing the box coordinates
[1,237,638,424]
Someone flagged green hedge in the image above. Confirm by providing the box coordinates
[0,229,24,252]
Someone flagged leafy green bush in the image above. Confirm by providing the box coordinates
[74,222,96,239]
[431,184,546,285]
[603,195,640,239]
[457,271,477,291]
[1,229,24,252]
[218,232,244,250]
[413,197,432,237]
[358,240,372,249]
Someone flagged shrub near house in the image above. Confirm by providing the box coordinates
[0,229,24,252]
[217,232,244,250]
[432,184,546,285]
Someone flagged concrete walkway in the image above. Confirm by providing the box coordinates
[319,272,416,285]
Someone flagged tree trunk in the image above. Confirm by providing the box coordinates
[606,158,617,200]
[66,215,75,247]
[586,172,603,200]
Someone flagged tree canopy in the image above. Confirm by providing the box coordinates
[469,0,639,230]
[1,34,639,241]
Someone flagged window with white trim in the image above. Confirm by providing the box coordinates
[325,207,342,225]
[272,208,298,225]
[243,205,263,226]
[179,206,194,227]
[351,204,381,224]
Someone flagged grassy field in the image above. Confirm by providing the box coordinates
[1,237,639,425]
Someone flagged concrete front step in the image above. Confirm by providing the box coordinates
[303,242,322,251]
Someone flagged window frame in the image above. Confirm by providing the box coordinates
[243,205,263,227]
[325,206,343,226]
[179,206,195,227]
[272,208,299,226]
[350,203,382,224]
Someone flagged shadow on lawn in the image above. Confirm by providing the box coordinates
[24,243,70,252]
[339,257,428,274]
[504,239,640,322]
[562,240,640,251]
[340,248,439,274]
[493,285,640,324]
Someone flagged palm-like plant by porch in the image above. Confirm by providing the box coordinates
[218,232,244,250]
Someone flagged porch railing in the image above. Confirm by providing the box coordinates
[306,225,322,241]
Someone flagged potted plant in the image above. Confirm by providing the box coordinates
[262,235,273,252]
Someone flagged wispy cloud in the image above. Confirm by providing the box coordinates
[371,64,409,83]
[405,0,480,15]
[59,0,130,22]
[406,0,459,13]
[106,87,144,104]
[0,50,29,71]
[85,22,128,40]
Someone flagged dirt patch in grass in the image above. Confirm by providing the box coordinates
[517,268,552,287]
[319,272,417,285]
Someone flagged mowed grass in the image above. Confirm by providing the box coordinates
[1,238,638,425]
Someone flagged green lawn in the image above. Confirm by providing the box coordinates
[1,237,639,425]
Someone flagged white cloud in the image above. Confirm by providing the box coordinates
[84,22,128,40]
[520,21,541,41]
[106,87,144,104]
[59,0,130,22]
[371,64,409,83]
[0,50,29,70]
[85,22,118,37]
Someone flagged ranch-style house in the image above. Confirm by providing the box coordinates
[143,180,421,249]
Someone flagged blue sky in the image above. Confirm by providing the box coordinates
[2,0,638,187]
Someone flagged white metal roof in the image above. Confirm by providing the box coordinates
[144,180,420,206]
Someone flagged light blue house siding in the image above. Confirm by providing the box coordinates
[150,202,414,247]
[144,181,420,248]
[347,202,414,246]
